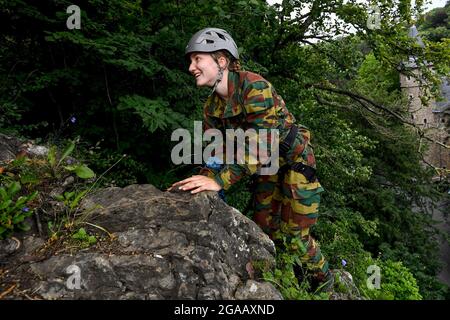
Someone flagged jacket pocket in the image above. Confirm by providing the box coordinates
[280,169,324,200]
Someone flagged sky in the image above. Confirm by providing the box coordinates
[424,0,448,11]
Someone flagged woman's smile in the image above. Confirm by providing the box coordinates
[189,53,218,87]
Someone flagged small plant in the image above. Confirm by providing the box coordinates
[0,181,38,239]
[71,227,97,248]
[46,189,91,240]
[47,140,95,180]
[54,189,89,212]
[0,156,41,188]
[259,232,329,300]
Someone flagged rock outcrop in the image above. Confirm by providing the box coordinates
[0,133,49,164]
[0,184,282,300]
[0,133,23,163]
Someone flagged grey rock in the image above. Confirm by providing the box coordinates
[0,134,49,164]
[0,133,23,163]
[3,184,281,300]
[49,187,65,199]
[0,237,21,260]
[234,280,283,300]
[62,176,75,187]
[328,270,364,300]
[26,145,49,157]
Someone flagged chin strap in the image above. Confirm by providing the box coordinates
[209,61,225,96]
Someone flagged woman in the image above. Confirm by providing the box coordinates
[169,28,330,287]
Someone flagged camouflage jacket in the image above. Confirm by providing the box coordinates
[200,70,316,190]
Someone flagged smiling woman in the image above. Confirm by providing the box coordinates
[189,53,222,87]
[168,27,331,291]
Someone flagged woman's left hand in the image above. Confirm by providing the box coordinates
[167,175,222,194]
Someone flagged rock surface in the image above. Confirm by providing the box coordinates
[0,133,23,163]
[328,270,364,300]
[0,184,282,300]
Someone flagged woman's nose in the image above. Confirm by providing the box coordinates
[188,62,196,74]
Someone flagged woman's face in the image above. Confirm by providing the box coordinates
[188,53,220,87]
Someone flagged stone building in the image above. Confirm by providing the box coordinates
[399,25,449,178]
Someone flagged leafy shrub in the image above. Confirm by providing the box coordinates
[0,181,38,239]
[314,207,379,280]
[47,140,95,180]
[361,259,423,300]
[0,139,97,241]
[259,232,330,300]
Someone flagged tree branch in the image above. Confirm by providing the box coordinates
[300,39,353,77]
[314,92,382,116]
[312,84,449,150]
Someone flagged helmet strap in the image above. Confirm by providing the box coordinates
[210,60,225,96]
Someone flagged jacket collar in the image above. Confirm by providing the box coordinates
[205,71,243,118]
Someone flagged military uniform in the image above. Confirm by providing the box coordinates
[199,70,329,278]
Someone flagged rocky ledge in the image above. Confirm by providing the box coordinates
[0,184,282,300]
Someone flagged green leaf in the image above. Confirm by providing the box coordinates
[0,199,12,210]
[12,214,26,224]
[72,227,87,239]
[20,173,40,185]
[48,146,57,167]
[117,95,185,132]
[14,196,28,208]
[70,190,89,210]
[28,191,38,201]
[17,222,31,231]
[64,191,75,200]
[63,165,77,172]
[58,141,75,166]
[54,194,65,201]
[88,235,97,244]
[74,165,95,179]
[7,182,21,197]
[0,187,7,201]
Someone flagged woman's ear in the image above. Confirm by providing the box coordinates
[218,56,229,69]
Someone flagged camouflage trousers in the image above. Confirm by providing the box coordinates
[252,159,329,278]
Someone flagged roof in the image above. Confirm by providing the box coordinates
[408,25,425,48]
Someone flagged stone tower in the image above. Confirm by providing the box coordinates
[399,25,449,178]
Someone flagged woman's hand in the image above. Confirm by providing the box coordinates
[167,175,222,194]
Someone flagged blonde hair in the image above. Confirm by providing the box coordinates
[210,50,241,72]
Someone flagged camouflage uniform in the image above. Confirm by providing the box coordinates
[199,70,329,278]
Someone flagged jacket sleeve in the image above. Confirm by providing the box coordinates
[198,109,223,178]
[213,81,280,190]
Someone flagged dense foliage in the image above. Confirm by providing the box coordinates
[1,0,449,299]
[418,1,450,41]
